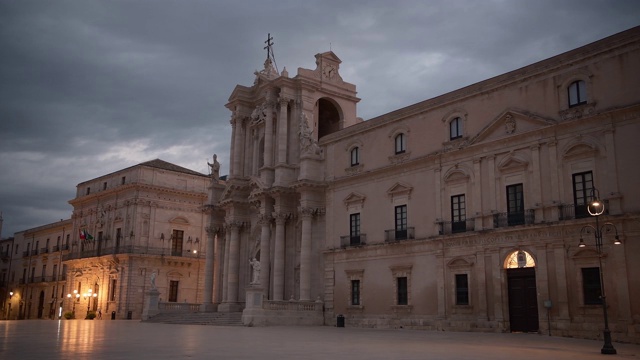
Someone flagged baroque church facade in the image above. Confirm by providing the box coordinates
[208,26,640,342]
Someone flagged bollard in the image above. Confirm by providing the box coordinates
[111,311,116,320]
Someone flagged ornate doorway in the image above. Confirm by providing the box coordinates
[505,250,539,332]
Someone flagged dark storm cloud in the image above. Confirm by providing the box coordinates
[1,0,639,237]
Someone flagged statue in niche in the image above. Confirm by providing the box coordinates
[249,258,261,285]
[208,154,220,180]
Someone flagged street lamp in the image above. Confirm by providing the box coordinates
[578,188,621,355]
[67,289,79,315]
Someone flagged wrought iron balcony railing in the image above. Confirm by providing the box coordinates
[437,219,475,235]
[340,234,367,248]
[385,227,415,242]
[493,209,535,228]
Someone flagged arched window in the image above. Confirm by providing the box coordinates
[450,117,462,140]
[394,133,406,154]
[568,80,587,107]
[350,147,360,166]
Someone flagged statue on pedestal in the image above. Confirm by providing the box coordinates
[249,258,261,285]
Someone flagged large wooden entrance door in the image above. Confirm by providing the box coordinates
[507,267,539,332]
[37,291,45,319]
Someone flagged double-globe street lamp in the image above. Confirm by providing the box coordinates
[578,188,621,355]
[83,288,97,313]
[67,289,80,316]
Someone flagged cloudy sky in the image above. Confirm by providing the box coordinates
[1,0,639,238]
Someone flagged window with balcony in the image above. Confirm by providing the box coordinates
[350,213,361,245]
[171,230,184,256]
[395,205,407,240]
[573,171,594,219]
[507,184,524,226]
[451,194,466,233]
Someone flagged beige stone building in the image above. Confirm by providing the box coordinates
[211,26,640,343]
[3,159,211,320]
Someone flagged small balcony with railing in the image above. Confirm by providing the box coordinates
[493,209,535,228]
[340,234,367,248]
[558,201,609,221]
[385,227,415,242]
[40,247,49,254]
[437,219,475,235]
[63,245,201,261]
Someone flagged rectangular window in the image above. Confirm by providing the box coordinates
[450,117,462,140]
[350,147,359,166]
[53,264,58,281]
[395,133,406,154]
[31,267,35,282]
[41,265,46,281]
[506,184,524,226]
[121,176,126,185]
[109,279,117,302]
[582,267,602,305]
[169,280,179,302]
[171,230,184,256]
[573,171,594,219]
[455,274,469,305]
[395,205,407,240]
[103,182,107,190]
[349,213,361,245]
[351,280,360,306]
[397,277,408,305]
[568,80,587,107]
[451,194,466,233]
[86,187,91,195]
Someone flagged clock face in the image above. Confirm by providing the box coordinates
[323,65,336,79]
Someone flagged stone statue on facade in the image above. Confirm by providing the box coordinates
[299,112,321,155]
[249,258,261,285]
[208,154,220,180]
[150,271,157,290]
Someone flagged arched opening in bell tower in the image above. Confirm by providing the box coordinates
[317,98,342,139]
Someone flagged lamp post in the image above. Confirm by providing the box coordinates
[67,289,79,316]
[578,188,621,355]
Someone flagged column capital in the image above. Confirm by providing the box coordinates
[278,96,290,106]
[272,212,289,224]
[258,213,272,225]
[225,220,245,230]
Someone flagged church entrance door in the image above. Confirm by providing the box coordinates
[507,267,538,332]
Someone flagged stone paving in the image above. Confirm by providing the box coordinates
[0,320,639,359]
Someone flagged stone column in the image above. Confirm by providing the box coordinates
[229,117,237,177]
[277,97,289,164]
[531,144,543,222]
[213,232,224,304]
[264,100,274,168]
[472,157,483,230]
[232,117,245,178]
[299,207,314,301]
[272,212,287,301]
[259,214,272,298]
[222,226,231,302]
[201,227,216,311]
[226,222,241,303]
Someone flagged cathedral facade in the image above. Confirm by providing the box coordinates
[210,26,640,342]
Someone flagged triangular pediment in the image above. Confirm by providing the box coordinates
[169,216,190,225]
[387,182,413,199]
[343,192,366,207]
[497,153,529,172]
[316,51,342,65]
[469,109,556,145]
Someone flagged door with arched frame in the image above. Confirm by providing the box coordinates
[505,250,539,332]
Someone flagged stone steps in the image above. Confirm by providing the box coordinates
[145,312,243,326]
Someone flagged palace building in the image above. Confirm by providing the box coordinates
[209,26,640,342]
[2,26,639,344]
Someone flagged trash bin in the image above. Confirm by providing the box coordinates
[337,314,345,328]
[111,311,116,320]
[127,311,132,320]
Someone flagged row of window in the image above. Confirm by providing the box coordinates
[350,267,601,307]
[346,171,595,242]
[85,176,127,195]
[348,80,589,168]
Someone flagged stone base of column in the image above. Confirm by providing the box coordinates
[142,288,160,320]
[217,302,244,313]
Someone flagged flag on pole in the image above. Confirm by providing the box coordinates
[85,230,94,241]
[79,229,86,240]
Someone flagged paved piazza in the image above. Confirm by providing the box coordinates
[0,320,639,359]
